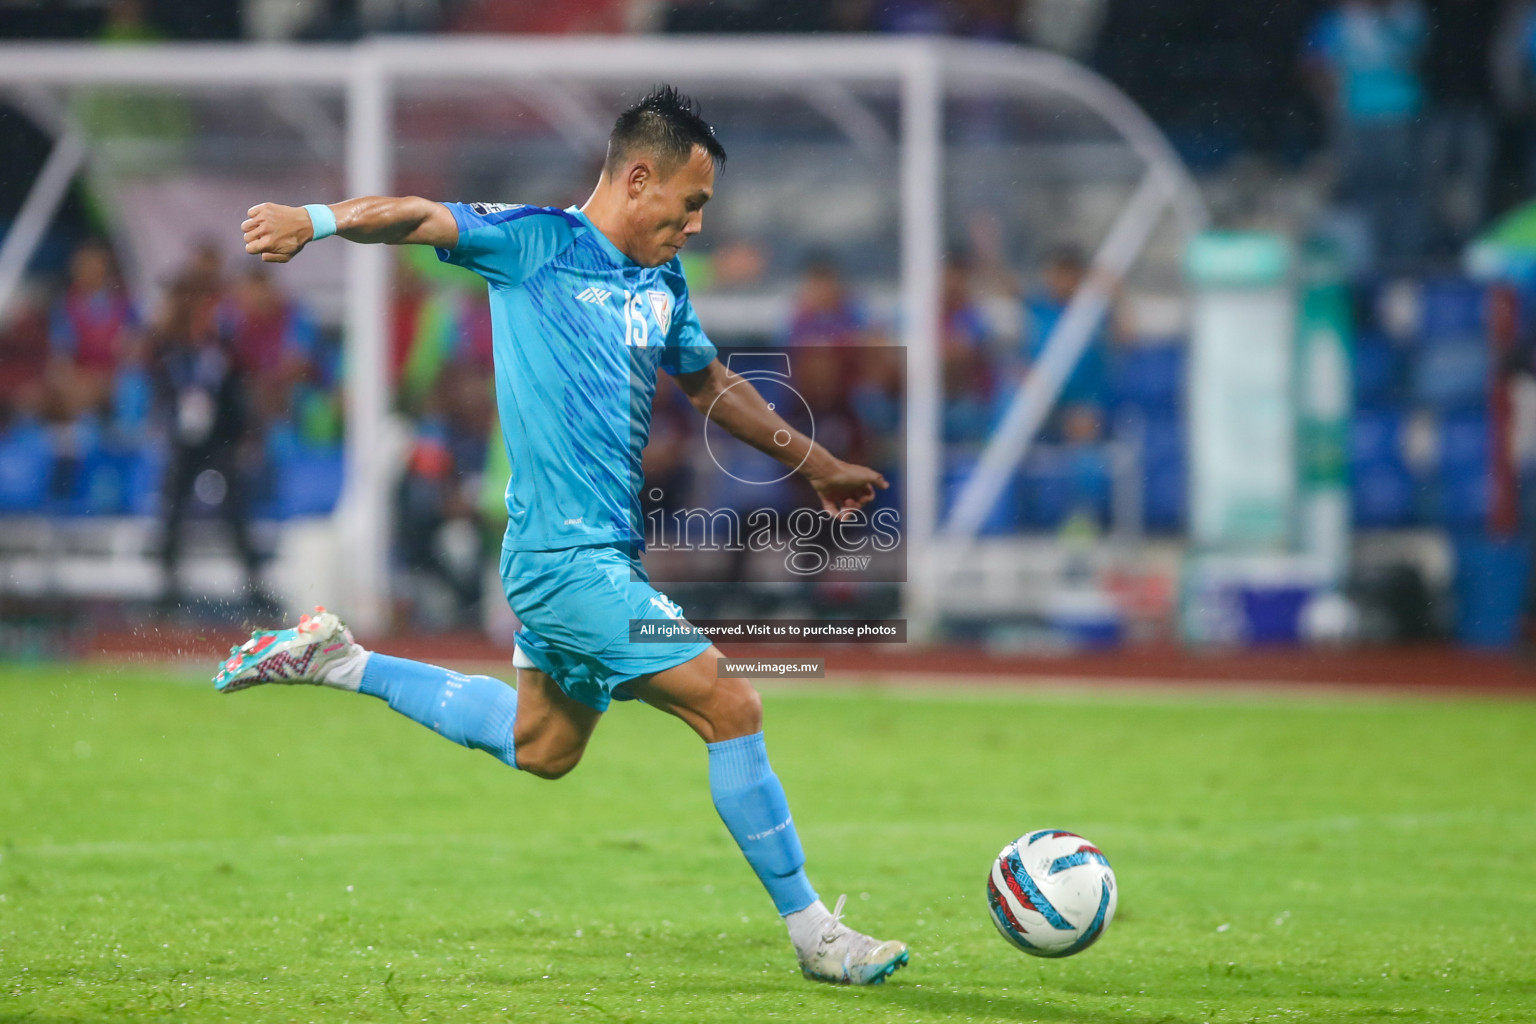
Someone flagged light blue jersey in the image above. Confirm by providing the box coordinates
[437,202,717,553]
[1303,2,1425,122]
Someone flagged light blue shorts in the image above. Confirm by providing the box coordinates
[500,542,711,713]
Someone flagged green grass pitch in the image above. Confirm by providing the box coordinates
[2,663,1534,1023]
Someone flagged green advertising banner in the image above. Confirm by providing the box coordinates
[1294,242,1353,584]
[1186,232,1296,551]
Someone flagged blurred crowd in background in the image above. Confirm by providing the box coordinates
[6,0,1536,635]
[0,233,343,610]
[8,0,1536,262]
[0,223,1126,626]
[10,0,1536,255]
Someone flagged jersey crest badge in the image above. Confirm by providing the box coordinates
[468,202,521,216]
[649,594,685,620]
[647,290,673,335]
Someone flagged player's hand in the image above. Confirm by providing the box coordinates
[242,203,314,264]
[806,460,888,520]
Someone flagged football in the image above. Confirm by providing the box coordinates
[986,829,1117,957]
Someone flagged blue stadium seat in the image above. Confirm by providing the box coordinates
[1453,535,1531,648]
[942,459,1022,535]
[1016,463,1071,529]
[0,425,52,512]
[1417,278,1485,339]
[269,445,345,518]
[1112,412,1184,531]
[1351,410,1402,464]
[1436,465,1490,531]
[1121,412,1182,459]
[943,397,995,445]
[1142,453,1185,530]
[1413,338,1487,412]
[69,446,142,515]
[1351,333,1402,410]
[126,443,166,516]
[1109,345,1183,415]
[1351,459,1415,528]
[1017,450,1111,530]
[1437,412,1488,476]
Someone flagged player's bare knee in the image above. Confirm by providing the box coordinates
[513,722,586,780]
[517,743,582,780]
[711,677,762,741]
[522,759,577,781]
[736,682,764,733]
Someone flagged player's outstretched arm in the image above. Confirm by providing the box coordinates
[242,197,458,263]
[676,358,888,518]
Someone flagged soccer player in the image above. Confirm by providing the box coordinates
[218,86,909,986]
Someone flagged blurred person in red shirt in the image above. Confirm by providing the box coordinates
[219,266,318,428]
[782,253,878,350]
[46,240,140,422]
[781,253,887,452]
[0,287,52,427]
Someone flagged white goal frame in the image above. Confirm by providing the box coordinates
[0,36,1205,637]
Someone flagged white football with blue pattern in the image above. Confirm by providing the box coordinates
[986,829,1117,958]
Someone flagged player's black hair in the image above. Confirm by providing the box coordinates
[605,84,726,176]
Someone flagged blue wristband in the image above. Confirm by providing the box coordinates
[303,203,337,240]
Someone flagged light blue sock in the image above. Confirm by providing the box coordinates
[708,732,818,916]
[359,653,519,768]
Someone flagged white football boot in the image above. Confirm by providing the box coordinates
[213,606,365,693]
[796,895,910,985]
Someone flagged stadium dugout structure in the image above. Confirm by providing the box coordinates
[0,36,1205,637]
